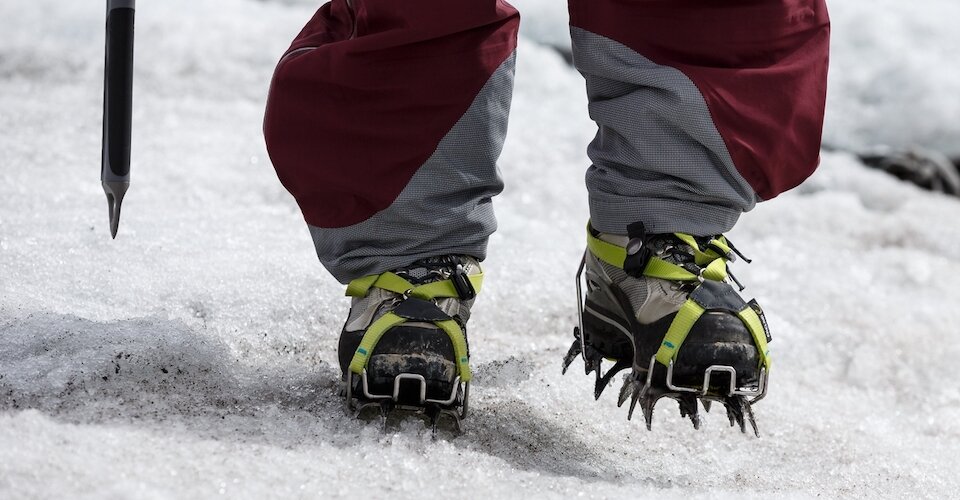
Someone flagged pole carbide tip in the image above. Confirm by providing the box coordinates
[103,181,129,239]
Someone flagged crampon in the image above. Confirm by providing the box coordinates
[338,256,482,434]
[562,222,771,436]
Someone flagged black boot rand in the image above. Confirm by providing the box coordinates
[338,255,481,431]
[563,222,771,436]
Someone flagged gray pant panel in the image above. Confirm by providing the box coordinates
[309,53,516,284]
[571,27,758,236]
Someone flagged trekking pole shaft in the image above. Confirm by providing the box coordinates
[101,0,136,239]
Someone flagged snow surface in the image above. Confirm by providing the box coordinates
[3,0,960,498]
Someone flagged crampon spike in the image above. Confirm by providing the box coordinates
[428,409,440,436]
[583,349,601,376]
[627,384,644,421]
[744,399,760,437]
[594,359,630,400]
[641,393,658,431]
[677,394,701,430]
[722,396,751,433]
[379,401,391,432]
[593,364,604,399]
[702,400,713,413]
[445,412,463,435]
[736,398,748,434]
[561,339,582,375]
[617,375,635,408]
[723,399,738,428]
[425,407,463,436]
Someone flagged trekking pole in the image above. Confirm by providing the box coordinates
[101,0,136,239]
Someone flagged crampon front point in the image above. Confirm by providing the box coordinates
[344,369,469,434]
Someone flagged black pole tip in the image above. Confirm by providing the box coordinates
[103,181,129,239]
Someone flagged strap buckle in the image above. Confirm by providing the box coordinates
[451,264,476,301]
[623,221,653,278]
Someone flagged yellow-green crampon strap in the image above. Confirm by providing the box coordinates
[586,223,770,371]
[346,271,483,300]
[586,222,729,282]
[345,271,483,382]
[652,299,771,370]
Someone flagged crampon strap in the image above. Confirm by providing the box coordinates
[586,223,771,371]
[345,271,484,382]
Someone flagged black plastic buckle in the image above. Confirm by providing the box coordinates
[623,221,653,278]
[451,264,477,301]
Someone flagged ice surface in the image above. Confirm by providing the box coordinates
[2,0,960,498]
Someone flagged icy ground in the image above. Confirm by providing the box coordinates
[3,0,960,498]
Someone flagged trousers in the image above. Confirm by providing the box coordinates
[263,0,830,283]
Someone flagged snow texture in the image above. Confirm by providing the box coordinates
[2,0,960,498]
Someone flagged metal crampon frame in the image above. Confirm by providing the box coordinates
[345,369,469,434]
[563,252,769,437]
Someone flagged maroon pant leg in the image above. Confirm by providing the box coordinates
[263,1,520,282]
[264,0,519,228]
[570,0,831,203]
